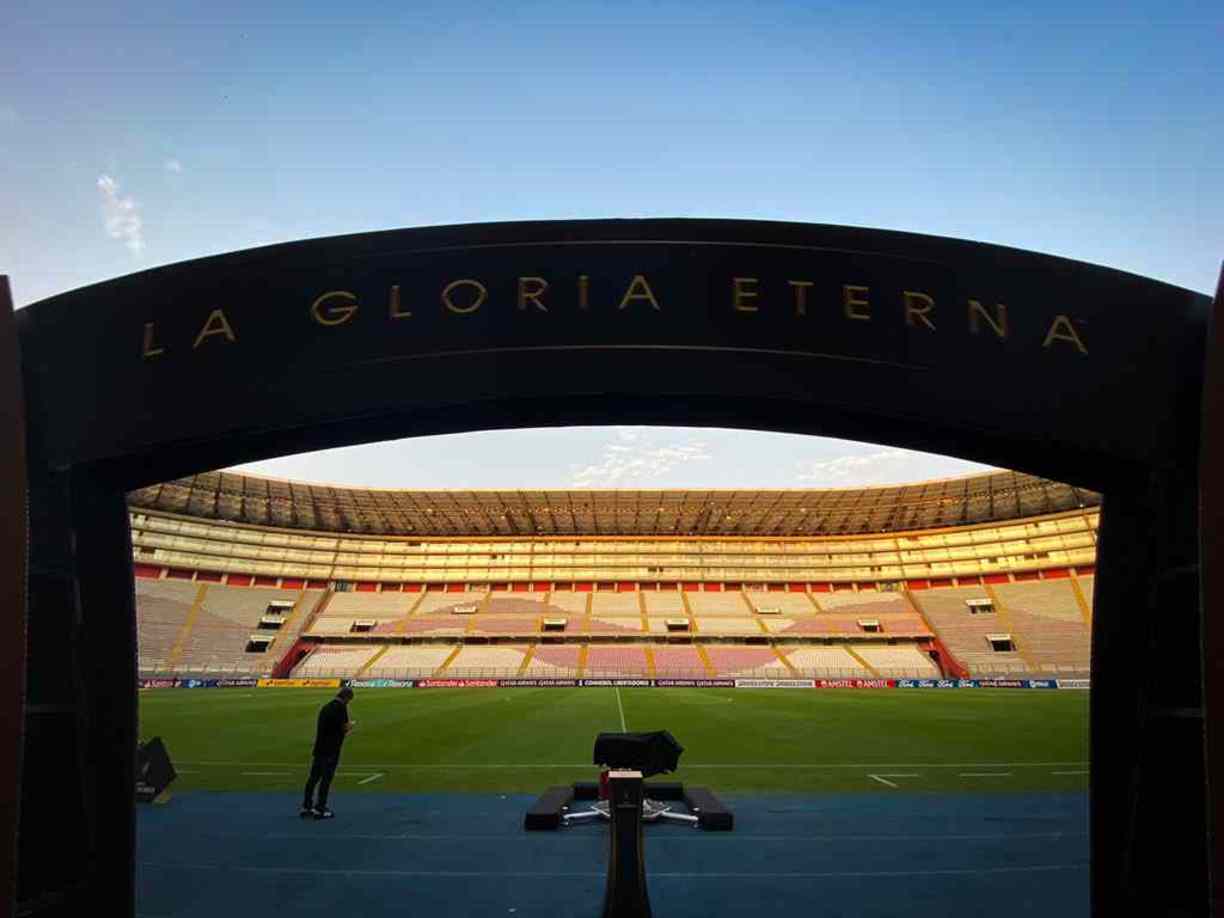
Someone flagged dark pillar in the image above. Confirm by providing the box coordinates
[19,468,137,911]
[0,279,27,918]
[1093,474,1208,915]
[602,770,651,918]
[1200,266,1224,916]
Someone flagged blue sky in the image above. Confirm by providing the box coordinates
[2,0,1220,487]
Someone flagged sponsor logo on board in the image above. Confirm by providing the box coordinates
[736,679,817,689]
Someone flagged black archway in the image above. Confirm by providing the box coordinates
[5,219,1217,916]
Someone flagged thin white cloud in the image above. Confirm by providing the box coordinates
[97,174,144,253]
[164,158,183,173]
[571,434,711,487]
[795,448,916,486]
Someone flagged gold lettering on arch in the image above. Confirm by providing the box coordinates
[142,321,165,358]
[618,274,661,311]
[192,309,237,349]
[1043,315,1088,354]
[788,280,813,316]
[518,276,549,311]
[388,285,412,320]
[311,291,359,326]
[968,300,1008,339]
[843,285,871,321]
[442,279,487,314]
[903,290,935,331]
[732,277,759,313]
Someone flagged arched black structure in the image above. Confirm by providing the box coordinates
[4,219,1218,916]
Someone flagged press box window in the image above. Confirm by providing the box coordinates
[966,598,995,615]
[857,619,881,633]
[350,619,376,633]
[986,633,1015,652]
[245,635,274,654]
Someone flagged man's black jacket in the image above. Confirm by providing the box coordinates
[312,698,349,758]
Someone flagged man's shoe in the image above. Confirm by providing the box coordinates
[313,808,335,820]
[299,805,314,819]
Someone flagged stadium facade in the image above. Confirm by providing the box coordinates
[130,469,1097,683]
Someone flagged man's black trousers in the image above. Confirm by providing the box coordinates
[303,754,340,809]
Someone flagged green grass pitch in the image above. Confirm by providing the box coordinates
[139,687,1089,795]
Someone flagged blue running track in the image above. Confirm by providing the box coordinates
[138,791,1087,917]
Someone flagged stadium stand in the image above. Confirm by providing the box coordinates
[526,644,583,674]
[584,645,650,676]
[743,591,816,614]
[650,645,707,676]
[443,645,531,674]
[363,645,456,677]
[688,590,753,616]
[138,581,319,677]
[908,586,1030,675]
[848,643,942,677]
[590,592,642,615]
[641,591,687,616]
[294,645,379,677]
[130,469,1098,681]
[704,646,791,677]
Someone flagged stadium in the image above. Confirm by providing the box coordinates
[127,464,1097,915]
[4,218,1218,918]
[130,468,1097,685]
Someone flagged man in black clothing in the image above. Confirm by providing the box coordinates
[301,686,355,819]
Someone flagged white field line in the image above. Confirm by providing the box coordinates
[174,761,1088,770]
[614,687,627,731]
[140,863,1087,879]
[868,775,898,788]
[358,773,384,785]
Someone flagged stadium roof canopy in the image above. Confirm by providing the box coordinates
[129,470,1100,538]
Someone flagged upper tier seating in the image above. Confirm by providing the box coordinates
[327,592,414,615]
[687,591,753,616]
[415,591,487,615]
[590,592,642,615]
[587,616,645,635]
[775,614,929,636]
[485,594,558,615]
[641,591,686,616]
[547,592,591,615]
[815,590,913,614]
[693,617,762,635]
[743,591,816,615]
